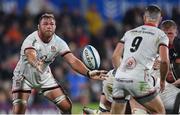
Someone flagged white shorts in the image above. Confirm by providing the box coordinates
[113,70,157,104]
[160,83,180,110]
[102,76,114,102]
[102,70,131,103]
[12,71,59,93]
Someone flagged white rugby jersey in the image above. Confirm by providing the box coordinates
[118,25,169,74]
[13,31,70,83]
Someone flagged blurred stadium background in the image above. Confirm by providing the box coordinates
[0,0,180,114]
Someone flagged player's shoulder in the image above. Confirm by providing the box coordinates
[53,34,67,43]
[141,25,167,36]
[23,31,37,42]
[156,28,168,39]
[154,27,166,35]
[123,26,142,36]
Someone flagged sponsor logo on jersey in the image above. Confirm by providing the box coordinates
[51,46,56,52]
[125,57,136,69]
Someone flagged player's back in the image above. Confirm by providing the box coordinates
[116,25,168,79]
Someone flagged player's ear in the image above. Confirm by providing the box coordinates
[143,15,146,22]
[175,31,178,37]
[176,31,178,36]
[175,29,178,37]
[38,24,40,30]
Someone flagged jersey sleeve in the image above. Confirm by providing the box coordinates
[57,37,71,57]
[157,32,169,47]
[119,32,128,44]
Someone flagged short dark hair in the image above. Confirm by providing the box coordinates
[144,5,161,20]
[160,20,177,29]
[39,12,55,23]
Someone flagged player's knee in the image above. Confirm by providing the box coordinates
[13,99,27,106]
[132,108,147,114]
[53,95,72,114]
[99,101,110,113]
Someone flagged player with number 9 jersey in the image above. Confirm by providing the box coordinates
[113,25,169,104]
[117,25,169,77]
[111,5,169,114]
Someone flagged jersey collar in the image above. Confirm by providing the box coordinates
[144,23,156,27]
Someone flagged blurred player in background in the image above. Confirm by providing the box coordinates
[151,20,180,113]
[111,5,169,114]
[160,20,180,83]
[12,12,107,114]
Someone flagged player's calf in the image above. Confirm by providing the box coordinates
[54,95,72,114]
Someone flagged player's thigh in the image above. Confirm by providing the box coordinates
[111,80,128,114]
[41,74,72,108]
[111,101,127,114]
[142,95,165,114]
[12,91,31,104]
[130,98,147,114]
[12,76,32,105]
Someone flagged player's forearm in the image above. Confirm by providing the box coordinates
[112,57,121,69]
[24,49,44,72]
[25,49,39,67]
[70,58,90,77]
[112,43,123,69]
[160,61,169,81]
[63,53,90,77]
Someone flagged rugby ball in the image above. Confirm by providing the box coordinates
[82,45,100,70]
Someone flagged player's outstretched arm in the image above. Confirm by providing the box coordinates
[63,53,107,80]
[112,42,124,69]
[25,48,44,73]
[159,45,169,92]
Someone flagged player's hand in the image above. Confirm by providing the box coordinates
[88,70,108,80]
[172,79,180,87]
[160,80,165,93]
[35,60,44,73]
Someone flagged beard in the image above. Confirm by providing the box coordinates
[44,31,54,37]
[38,29,55,43]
